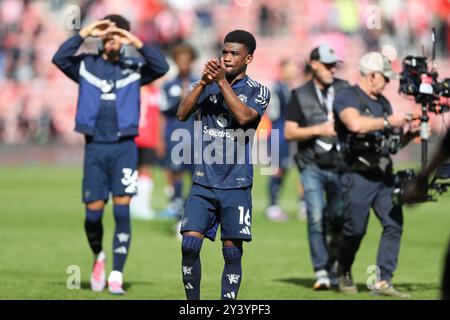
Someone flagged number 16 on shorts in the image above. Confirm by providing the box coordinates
[238,206,251,236]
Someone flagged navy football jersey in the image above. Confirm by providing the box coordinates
[191,75,270,189]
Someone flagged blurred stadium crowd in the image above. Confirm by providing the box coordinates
[1,0,450,145]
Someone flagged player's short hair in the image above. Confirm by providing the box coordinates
[103,14,130,31]
[171,43,198,61]
[224,30,256,54]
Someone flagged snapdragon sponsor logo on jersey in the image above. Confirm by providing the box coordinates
[202,125,247,140]
[169,121,281,175]
[217,113,232,128]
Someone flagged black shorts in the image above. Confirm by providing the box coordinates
[137,148,158,166]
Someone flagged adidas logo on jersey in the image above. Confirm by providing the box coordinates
[223,291,236,299]
[239,226,251,235]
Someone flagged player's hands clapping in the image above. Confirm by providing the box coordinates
[203,58,227,84]
[200,60,215,86]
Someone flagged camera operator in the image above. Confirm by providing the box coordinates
[333,52,419,298]
[403,129,450,300]
[285,45,349,290]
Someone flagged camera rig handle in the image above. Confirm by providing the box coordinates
[420,103,429,169]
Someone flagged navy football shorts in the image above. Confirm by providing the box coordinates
[180,183,253,242]
[82,139,138,203]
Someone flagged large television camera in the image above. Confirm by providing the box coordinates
[393,28,450,205]
[399,55,450,113]
[347,130,402,155]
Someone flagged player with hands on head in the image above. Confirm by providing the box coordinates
[52,14,169,295]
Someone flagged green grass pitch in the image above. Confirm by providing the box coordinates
[0,165,448,300]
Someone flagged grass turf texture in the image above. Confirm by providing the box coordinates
[0,166,448,300]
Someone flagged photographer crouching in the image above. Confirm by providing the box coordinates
[333,52,420,298]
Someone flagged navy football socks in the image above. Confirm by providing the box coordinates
[84,208,104,255]
[112,205,131,272]
[173,179,183,201]
[181,236,203,300]
[269,176,283,206]
[221,246,243,300]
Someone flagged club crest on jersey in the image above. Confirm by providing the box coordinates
[101,80,114,93]
[238,94,248,103]
[169,84,182,97]
[216,113,232,128]
[209,94,218,104]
